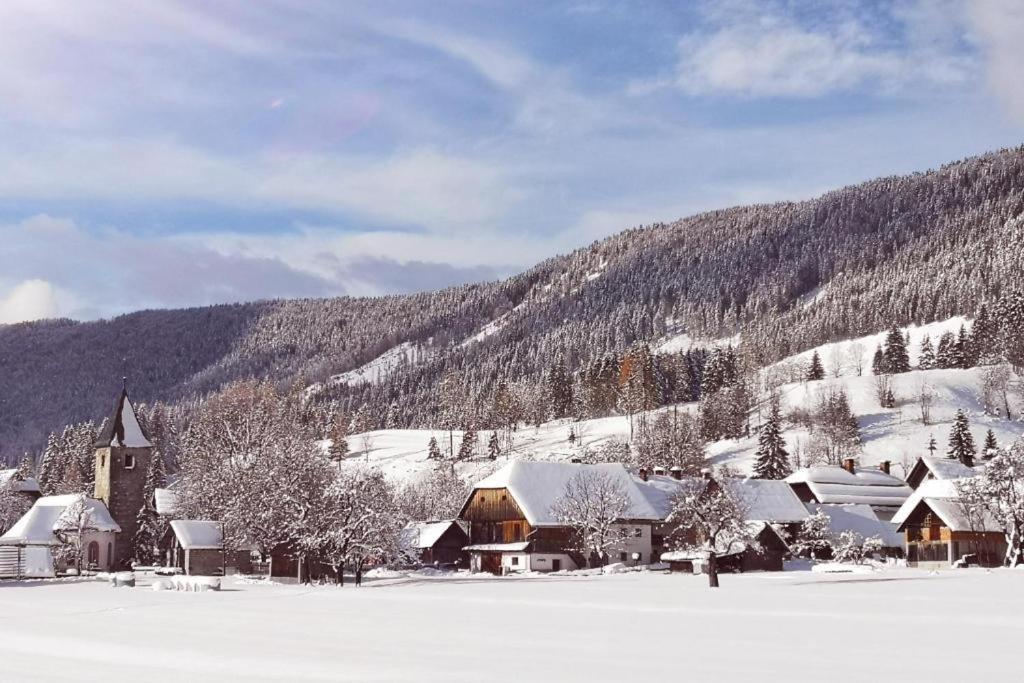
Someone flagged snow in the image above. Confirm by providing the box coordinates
[327,341,422,386]
[915,456,979,482]
[0,495,120,546]
[112,395,153,448]
[400,520,465,550]
[170,520,224,550]
[786,467,913,509]
[0,470,40,493]
[891,478,1002,532]
[807,504,903,547]
[472,461,663,526]
[4,568,1024,681]
[734,479,809,524]
[463,542,531,552]
[154,487,179,516]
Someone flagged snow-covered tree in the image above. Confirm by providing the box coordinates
[0,477,32,535]
[666,476,753,588]
[831,530,882,564]
[427,436,443,461]
[806,351,824,381]
[328,420,349,463]
[790,509,831,560]
[398,468,470,522]
[918,335,937,370]
[983,430,999,459]
[947,410,976,467]
[550,470,632,568]
[956,440,1024,566]
[633,410,705,475]
[457,428,477,461]
[752,400,791,479]
[132,453,167,565]
[486,432,501,460]
[53,496,94,574]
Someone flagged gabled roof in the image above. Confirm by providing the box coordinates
[891,478,1002,533]
[906,456,980,490]
[400,520,469,550]
[735,479,810,524]
[94,388,153,449]
[786,465,912,508]
[470,461,664,527]
[170,520,223,550]
[0,495,120,546]
[807,503,903,547]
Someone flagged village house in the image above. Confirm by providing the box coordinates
[904,456,980,490]
[459,461,664,574]
[891,479,1005,568]
[786,459,912,522]
[0,494,120,578]
[658,476,809,574]
[0,469,42,503]
[805,503,904,556]
[399,520,470,568]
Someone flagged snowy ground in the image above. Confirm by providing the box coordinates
[339,316,1023,488]
[2,568,1023,681]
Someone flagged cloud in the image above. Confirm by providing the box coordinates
[635,0,973,97]
[0,279,61,324]
[966,0,1024,123]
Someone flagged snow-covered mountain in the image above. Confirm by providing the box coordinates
[3,145,1024,459]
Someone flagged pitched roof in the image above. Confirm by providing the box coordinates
[0,495,120,546]
[735,479,810,524]
[470,461,664,527]
[891,478,1002,533]
[786,465,912,508]
[400,520,468,550]
[94,388,153,449]
[807,503,903,547]
[906,456,980,489]
[170,520,224,550]
[154,488,179,516]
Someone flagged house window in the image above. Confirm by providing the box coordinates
[501,494,507,501]
[511,556,519,566]
[124,453,135,470]
[619,552,627,562]
[512,523,522,542]
[634,528,642,538]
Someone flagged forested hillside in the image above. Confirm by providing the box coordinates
[3,145,1024,460]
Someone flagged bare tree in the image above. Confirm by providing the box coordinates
[956,440,1024,566]
[981,364,1014,419]
[917,382,935,425]
[874,373,896,408]
[827,350,844,378]
[550,470,632,568]
[666,476,753,588]
[53,496,94,574]
[846,342,866,377]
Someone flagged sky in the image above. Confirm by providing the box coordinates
[1,0,1023,323]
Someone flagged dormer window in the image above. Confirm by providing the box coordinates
[124,453,135,470]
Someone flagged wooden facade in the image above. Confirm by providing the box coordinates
[901,502,1006,568]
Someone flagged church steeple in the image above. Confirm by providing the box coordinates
[94,385,153,449]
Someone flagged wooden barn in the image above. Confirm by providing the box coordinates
[662,522,791,574]
[168,520,253,576]
[892,479,1006,568]
[905,456,979,490]
[459,461,663,573]
[786,460,912,521]
[400,520,470,567]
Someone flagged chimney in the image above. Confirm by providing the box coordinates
[570,457,582,464]
[878,460,891,475]
[842,458,856,474]
[653,466,667,476]
[670,466,683,481]
[638,467,649,482]
[701,468,713,480]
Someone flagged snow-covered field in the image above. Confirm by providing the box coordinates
[3,568,1023,681]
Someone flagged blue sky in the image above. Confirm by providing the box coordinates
[1,0,1023,322]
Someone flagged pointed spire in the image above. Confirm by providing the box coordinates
[94,383,153,449]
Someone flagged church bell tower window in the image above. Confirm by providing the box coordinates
[124,453,135,470]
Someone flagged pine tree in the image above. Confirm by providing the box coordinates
[328,421,349,463]
[917,335,936,370]
[971,303,998,365]
[871,345,885,375]
[752,401,792,479]
[487,432,501,460]
[547,361,573,420]
[927,433,937,456]
[947,410,976,467]
[983,429,998,459]
[427,437,443,460]
[954,324,972,369]
[936,331,957,368]
[806,351,825,381]
[457,428,477,461]
[132,453,167,565]
[883,326,910,374]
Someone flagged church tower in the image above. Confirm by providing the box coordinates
[94,384,153,569]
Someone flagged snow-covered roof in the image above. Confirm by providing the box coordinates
[786,466,912,508]
[660,521,779,560]
[170,520,224,550]
[634,474,693,519]
[471,461,664,527]
[464,542,530,552]
[735,479,809,524]
[0,495,120,546]
[807,504,903,547]
[400,520,467,549]
[94,388,153,449]
[154,488,179,516]
[891,479,1002,533]
[0,470,40,494]
[907,457,980,489]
